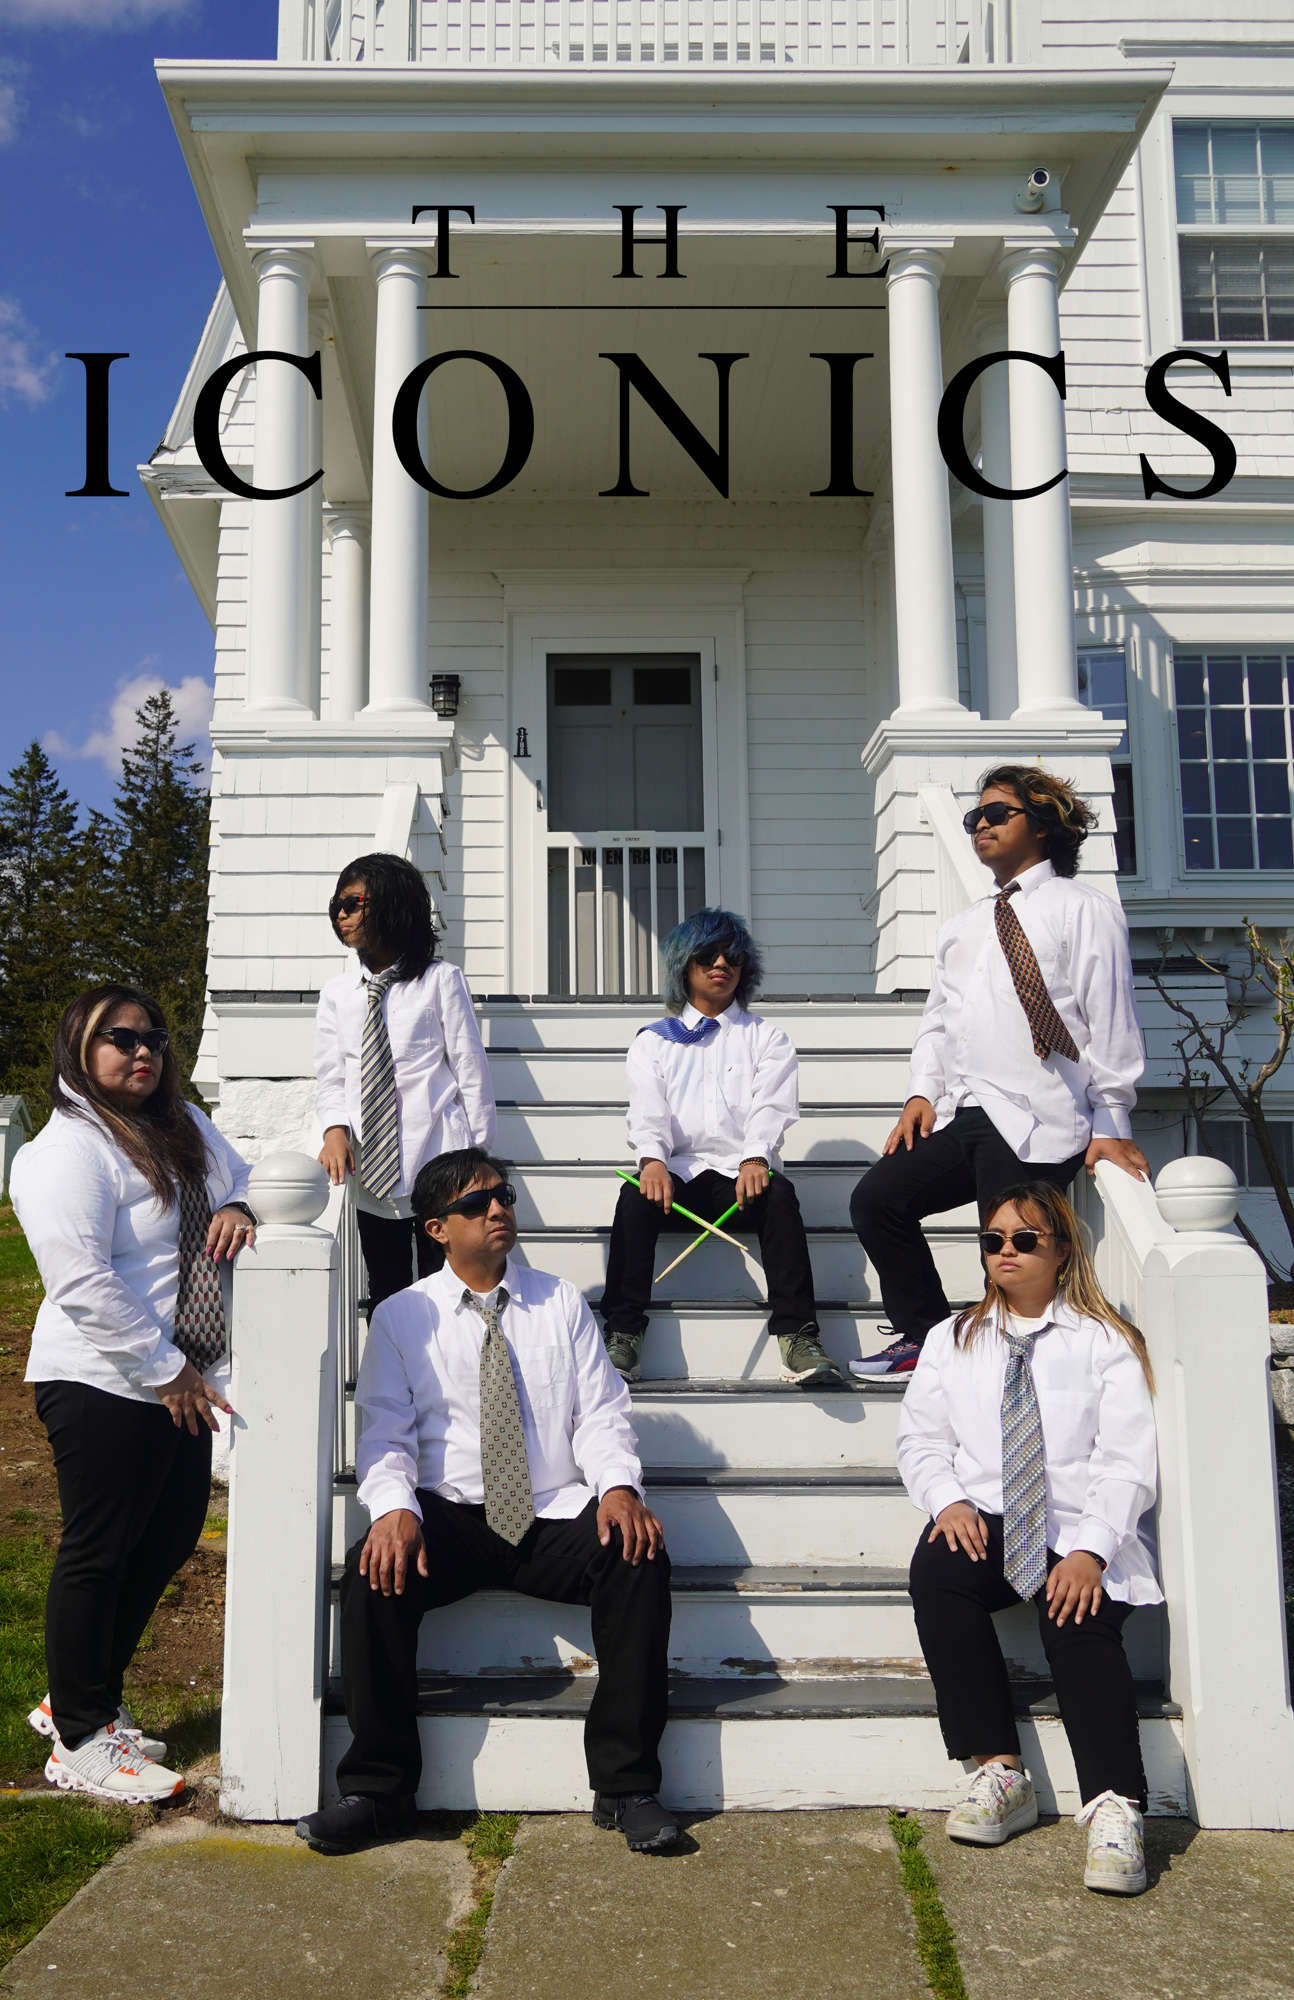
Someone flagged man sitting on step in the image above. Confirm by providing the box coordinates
[850,763,1148,1380]
[600,907,841,1387]
[296,1148,680,1857]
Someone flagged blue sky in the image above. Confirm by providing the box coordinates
[0,0,275,813]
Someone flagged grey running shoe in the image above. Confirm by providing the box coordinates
[604,1329,644,1382]
[778,1326,844,1385]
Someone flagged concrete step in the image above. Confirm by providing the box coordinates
[508,1161,979,1233]
[495,1101,897,1163]
[628,1379,905,1470]
[512,1225,981,1304]
[323,1562,1166,1685]
[487,1048,913,1105]
[476,997,927,1053]
[321,1675,1187,1815]
[610,1304,910,1381]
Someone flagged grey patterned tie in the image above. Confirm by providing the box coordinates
[173,1174,226,1373]
[1001,1324,1048,1600]
[463,1286,535,1545]
[359,966,400,1199]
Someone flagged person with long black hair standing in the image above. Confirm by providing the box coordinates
[11,985,256,1804]
[315,852,496,1310]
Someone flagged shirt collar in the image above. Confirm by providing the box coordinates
[998,858,1055,899]
[681,1000,744,1031]
[443,1255,521,1312]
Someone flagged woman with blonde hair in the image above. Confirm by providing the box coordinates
[11,984,256,1805]
[896,1180,1160,1895]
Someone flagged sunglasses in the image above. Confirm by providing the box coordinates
[438,1181,517,1221]
[96,1027,169,1056]
[979,1229,1057,1256]
[962,802,1028,835]
[692,947,745,970]
[334,894,367,918]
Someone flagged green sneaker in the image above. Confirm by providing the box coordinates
[604,1329,644,1382]
[778,1326,844,1385]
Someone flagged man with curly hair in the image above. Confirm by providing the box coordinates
[850,766,1148,1378]
[600,907,840,1387]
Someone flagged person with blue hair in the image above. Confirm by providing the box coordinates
[600,908,840,1386]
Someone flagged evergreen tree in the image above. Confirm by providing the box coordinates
[0,743,82,1111]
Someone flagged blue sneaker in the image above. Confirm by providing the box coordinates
[849,1336,921,1378]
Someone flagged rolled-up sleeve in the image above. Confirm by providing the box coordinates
[895,1323,969,1523]
[440,964,497,1152]
[1070,1332,1158,1567]
[355,1307,424,1522]
[566,1290,644,1500]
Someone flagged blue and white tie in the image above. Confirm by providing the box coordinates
[1002,1327,1048,1600]
[359,967,400,1200]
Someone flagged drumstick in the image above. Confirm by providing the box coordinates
[614,1170,748,1252]
[653,1199,743,1283]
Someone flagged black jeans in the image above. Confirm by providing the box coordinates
[358,1210,445,1313]
[34,1379,212,1749]
[600,1169,818,1340]
[849,1107,1086,1343]
[909,1512,1148,1809]
[337,1492,672,1800]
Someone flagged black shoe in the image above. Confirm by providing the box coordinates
[295,1792,418,1854]
[591,1791,683,1852]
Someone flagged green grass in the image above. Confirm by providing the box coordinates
[442,1813,520,2000]
[0,1534,55,1784]
[888,1810,968,2000]
[0,1796,135,1969]
[0,1201,41,1323]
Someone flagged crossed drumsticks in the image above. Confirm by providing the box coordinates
[615,1169,765,1286]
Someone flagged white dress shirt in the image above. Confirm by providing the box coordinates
[355,1257,645,1524]
[314,958,496,1217]
[905,860,1144,1163]
[895,1299,1162,1605]
[12,1099,253,1405]
[625,1003,800,1179]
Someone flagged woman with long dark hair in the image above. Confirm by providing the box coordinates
[314,852,496,1308]
[10,984,256,1803]
[897,1181,1160,1895]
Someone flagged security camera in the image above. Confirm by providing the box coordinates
[1015,168,1053,213]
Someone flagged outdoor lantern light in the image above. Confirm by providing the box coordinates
[430,673,461,719]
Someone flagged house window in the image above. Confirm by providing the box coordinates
[1201,1118,1294,1190]
[1173,649,1294,872]
[1077,647,1137,875]
[1174,122,1294,342]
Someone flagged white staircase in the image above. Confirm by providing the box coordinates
[319,997,1186,1815]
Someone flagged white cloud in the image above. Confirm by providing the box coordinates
[0,58,27,142]
[0,0,193,23]
[0,297,57,407]
[46,668,214,782]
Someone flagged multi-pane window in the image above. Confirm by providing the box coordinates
[1173,650,1294,871]
[1202,1118,1294,1190]
[1077,647,1137,875]
[1174,123,1294,342]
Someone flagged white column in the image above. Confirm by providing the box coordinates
[366,245,432,714]
[247,246,319,716]
[324,508,371,722]
[977,313,1018,718]
[1003,244,1083,716]
[885,246,964,715]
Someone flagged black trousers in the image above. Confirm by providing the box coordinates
[849,1107,1086,1343]
[909,1513,1148,1809]
[600,1169,818,1340]
[34,1379,212,1749]
[336,1491,672,1800]
[358,1210,445,1313]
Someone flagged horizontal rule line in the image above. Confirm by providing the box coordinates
[418,302,887,311]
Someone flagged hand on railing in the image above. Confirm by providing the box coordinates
[319,1126,356,1186]
[1084,1135,1150,1182]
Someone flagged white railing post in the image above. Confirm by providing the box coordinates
[278,0,309,58]
[1085,1157,1294,1828]
[220,1152,338,1821]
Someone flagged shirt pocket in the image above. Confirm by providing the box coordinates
[386,1003,439,1068]
[1039,1388,1100,1470]
[517,1344,572,1415]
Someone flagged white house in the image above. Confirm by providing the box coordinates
[143,0,1294,1825]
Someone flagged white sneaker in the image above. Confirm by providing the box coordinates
[946,1762,1038,1846]
[44,1724,184,1805]
[1076,1791,1146,1895]
[29,1694,168,1763]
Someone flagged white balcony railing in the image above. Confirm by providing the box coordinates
[546,829,708,996]
[280,0,1007,67]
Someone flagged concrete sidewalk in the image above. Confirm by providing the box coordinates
[5,1810,1294,2000]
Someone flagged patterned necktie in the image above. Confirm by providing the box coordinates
[172,1174,226,1373]
[359,966,400,1199]
[993,884,1080,1062]
[1001,1324,1048,1600]
[463,1286,535,1546]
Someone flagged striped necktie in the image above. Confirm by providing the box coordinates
[1001,1324,1048,1600]
[173,1173,226,1373]
[463,1286,535,1546]
[993,883,1080,1063]
[359,966,401,1199]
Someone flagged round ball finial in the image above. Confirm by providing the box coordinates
[1154,1155,1239,1233]
[247,1150,331,1228]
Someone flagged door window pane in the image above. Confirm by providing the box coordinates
[553,666,612,705]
